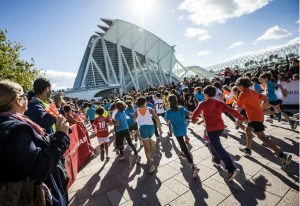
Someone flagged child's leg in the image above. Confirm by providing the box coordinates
[255,131,281,154]
[208,130,236,172]
[115,132,124,156]
[176,136,194,164]
[104,142,109,155]
[124,130,138,155]
[245,125,255,149]
[143,139,152,163]
[100,144,105,152]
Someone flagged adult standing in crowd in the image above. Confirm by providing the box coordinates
[0,80,70,206]
[25,78,56,135]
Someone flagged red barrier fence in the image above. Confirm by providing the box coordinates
[64,123,94,188]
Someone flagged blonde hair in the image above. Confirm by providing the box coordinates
[0,80,23,112]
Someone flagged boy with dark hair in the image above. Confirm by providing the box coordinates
[192,85,246,181]
[235,77,292,170]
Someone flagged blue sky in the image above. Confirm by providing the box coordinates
[0,0,299,89]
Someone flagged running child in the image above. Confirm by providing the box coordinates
[192,85,246,181]
[135,96,162,173]
[125,100,141,146]
[113,101,141,162]
[259,72,292,127]
[165,94,200,178]
[235,77,292,170]
[155,93,165,117]
[93,107,112,160]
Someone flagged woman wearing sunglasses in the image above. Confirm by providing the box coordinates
[0,80,70,206]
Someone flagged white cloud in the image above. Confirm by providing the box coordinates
[184,27,211,41]
[197,50,210,56]
[179,0,271,26]
[227,41,244,49]
[44,69,77,90]
[256,26,291,41]
[176,54,185,62]
[297,20,299,24]
[171,9,175,13]
[177,15,185,21]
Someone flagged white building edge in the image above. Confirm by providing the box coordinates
[66,18,213,100]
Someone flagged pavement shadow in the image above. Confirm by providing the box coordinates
[160,135,173,158]
[126,140,163,205]
[245,156,299,190]
[270,124,299,134]
[69,159,109,206]
[170,138,208,206]
[225,162,269,205]
[84,149,140,206]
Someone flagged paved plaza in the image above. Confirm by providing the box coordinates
[68,117,299,206]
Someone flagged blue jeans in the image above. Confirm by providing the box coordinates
[208,130,236,172]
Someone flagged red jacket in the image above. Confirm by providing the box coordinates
[192,99,246,132]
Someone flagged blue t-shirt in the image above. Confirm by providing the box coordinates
[105,102,111,110]
[125,108,136,126]
[115,111,129,132]
[195,92,205,102]
[253,83,262,93]
[164,106,189,137]
[87,106,96,120]
[147,102,155,109]
[266,81,278,102]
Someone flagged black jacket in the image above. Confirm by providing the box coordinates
[0,115,70,206]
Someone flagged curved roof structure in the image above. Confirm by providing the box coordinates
[72,18,181,94]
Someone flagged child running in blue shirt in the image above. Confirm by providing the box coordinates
[113,101,141,162]
[165,94,200,178]
[259,72,292,127]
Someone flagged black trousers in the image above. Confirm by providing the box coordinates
[176,136,193,164]
[115,129,138,156]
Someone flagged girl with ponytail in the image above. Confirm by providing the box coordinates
[164,94,200,178]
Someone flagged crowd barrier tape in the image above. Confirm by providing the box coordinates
[64,123,94,188]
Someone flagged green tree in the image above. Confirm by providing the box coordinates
[0,29,41,90]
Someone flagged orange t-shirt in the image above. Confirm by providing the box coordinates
[223,90,234,105]
[236,89,266,123]
[261,82,266,91]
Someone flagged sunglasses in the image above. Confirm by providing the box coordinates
[19,92,28,98]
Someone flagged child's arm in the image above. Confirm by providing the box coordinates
[222,102,246,121]
[191,103,203,123]
[149,108,162,134]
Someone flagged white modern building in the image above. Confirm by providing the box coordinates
[66,18,212,99]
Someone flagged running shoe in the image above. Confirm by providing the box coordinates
[276,112,282,122]
[280,152,292,170]
[212,159,221,167]
[178,152,186,159]
[265,118,273,124]
[136,155,141,164]
[119,155,125,161]
[292,121,298,131]
[204,136,210,146]
[149,164,156,174]
[185,136,190,144]
[227,168,239,181]
[289,120,296,130]
[106,156,110,161]
[192,165,200,179]
[239,147,252,156]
